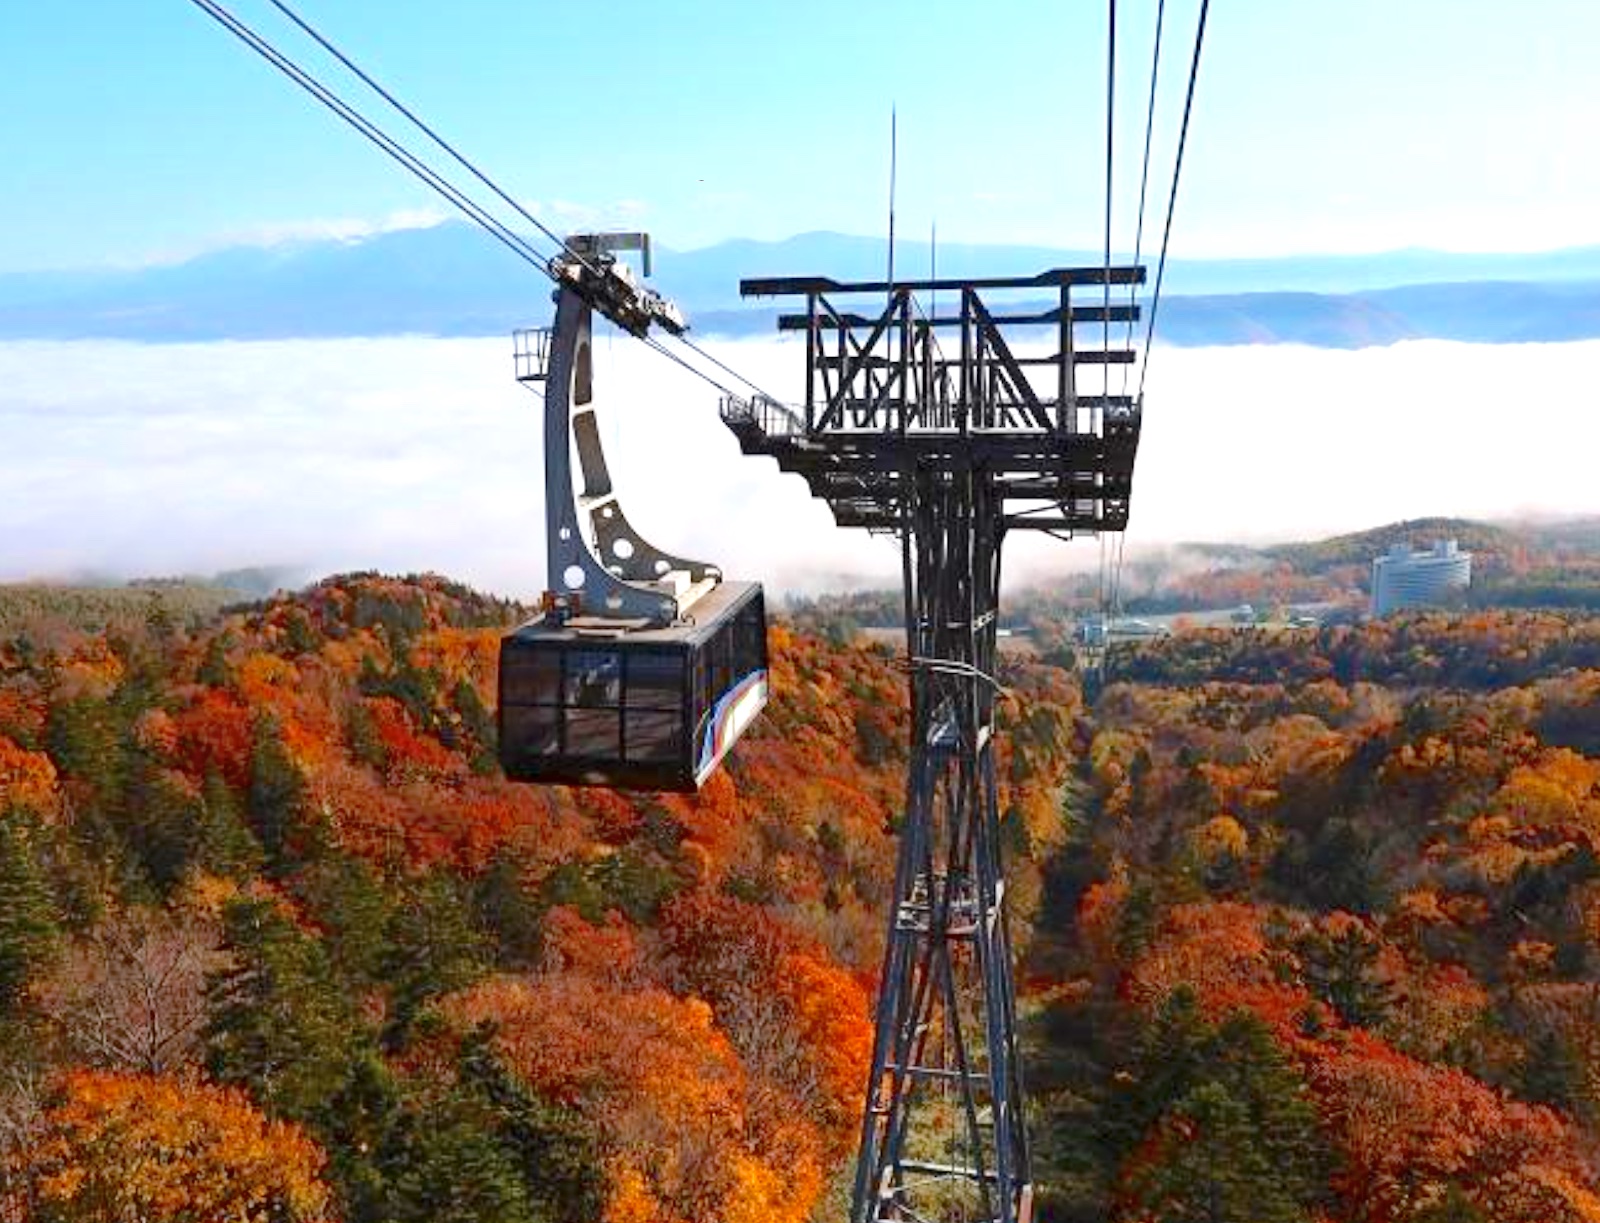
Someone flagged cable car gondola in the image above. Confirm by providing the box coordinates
[497,233,768,791]
[499,581,767,791]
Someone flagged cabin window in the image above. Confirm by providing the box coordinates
[501,704,559,757]
[501,650,560,706]
[565,708,620,759]
[733,596,766,677]
[564,650,621,708]
[624,651,684,709]
[625,711,681,762]
[693,651,714,760]
[694,650,711,714]
[711,622,733,698]
[622,651,684,763]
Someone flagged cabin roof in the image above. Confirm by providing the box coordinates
[507,580,762,650]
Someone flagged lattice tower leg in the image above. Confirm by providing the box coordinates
[849,464,1032,1223]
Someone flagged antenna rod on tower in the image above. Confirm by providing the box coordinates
[886,106,898,300]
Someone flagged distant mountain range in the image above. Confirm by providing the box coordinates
[3,223,1599,347]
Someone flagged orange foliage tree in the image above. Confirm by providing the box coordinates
[443,974,824,1223]
[659,891,870,1144]
[169,690,253,787]
[0,734,58,817]
[27,1070,333,1222]
[1310,1029,1598,1223]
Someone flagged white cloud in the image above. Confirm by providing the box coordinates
[544,199,653,234]
[1128,339,1600,541]
[132,208,453,267]
[0,337,1595,598]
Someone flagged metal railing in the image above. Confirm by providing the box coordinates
[512,327,552,383]
[719,393,806,439]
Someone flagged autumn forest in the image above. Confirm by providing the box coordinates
[5,561,1600,1221]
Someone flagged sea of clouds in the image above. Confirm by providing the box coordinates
[1,336,1595,599]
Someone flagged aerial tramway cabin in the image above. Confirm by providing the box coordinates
[496,233,768,792]
[499,581,767,791]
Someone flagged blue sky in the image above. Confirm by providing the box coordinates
[3,0,1599,271]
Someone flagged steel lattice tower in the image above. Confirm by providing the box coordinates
[723,264,1144,1222]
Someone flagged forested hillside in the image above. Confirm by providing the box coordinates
[4,576,1600,1221]
[0,572,1076,1222]
[1031,613,1600,1221]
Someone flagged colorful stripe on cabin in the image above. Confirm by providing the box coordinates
[695,669,768,782]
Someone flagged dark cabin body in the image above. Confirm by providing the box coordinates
[498,581,768,792]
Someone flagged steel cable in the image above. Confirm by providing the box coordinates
[1098,0,1118,630]
[1122,0,1167,397]
[1114,0,1201,624]
[186,0,557,277]
[267,0,780,402]
[188,0,768,403]
[1137,0,1210,402]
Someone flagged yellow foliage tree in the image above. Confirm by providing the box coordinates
[1192,814,1249,865]
[29,1070,332,1223]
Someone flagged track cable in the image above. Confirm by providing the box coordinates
[187,0,774,402]
[1137,0,1211,403]
[1099,0,1118,623]
[267,0,781,402]
[1110,0,1208,631]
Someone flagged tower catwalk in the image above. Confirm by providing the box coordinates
[723,264,1144,1222]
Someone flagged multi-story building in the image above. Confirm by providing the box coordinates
[1371,539,1472,616]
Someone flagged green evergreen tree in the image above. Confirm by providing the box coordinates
[1107,991,1327,1223]
[45,694,126,825]
[196,768,264,878]
[197,632,234,688]
[1297,819,1381,912]
[457,1029,604,1221]
[1413,1184,1490,1223]
[471,855,543,970]
[345,698,388,770]
[374,1094,535,1223]
[320,1050,405,1223]
[143,595,177,648]
[291,854,393,986]
[1106,987,1213,1151]
[205,896,365,1121]
[1297,922,1393,1028]
[120,759,202,894]
[451,677,497,772]
[1519,1029,1585,1115]
[107,652,164,724]
[0,816,59,1016]
[1208,1011,1326,1203]
[316,1036,602,1223]
[283,608,320,658]
[247,717,312,870]
[381,873,490,1047]
[359,652,442,738]
[1114,881,1159,960]
[1129,1081,1292,1223]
